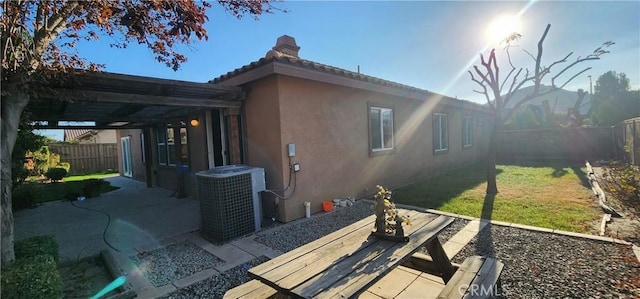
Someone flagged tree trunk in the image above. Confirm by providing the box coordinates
[1,84,30,267]
[486,118,500,195]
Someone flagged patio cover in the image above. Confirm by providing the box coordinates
[27,71,245,129]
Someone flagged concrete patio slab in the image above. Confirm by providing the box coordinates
[183,233,256,272]
[230,235,283,259]
[14,176,200,262]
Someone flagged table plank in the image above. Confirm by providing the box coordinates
[277,211,430,291]
[249,209,454,299]
[250,215,376,279]
[314,215,454,299]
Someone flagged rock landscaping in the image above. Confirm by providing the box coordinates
[130,240,224,287]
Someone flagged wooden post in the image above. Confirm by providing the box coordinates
[98,144,105,172]
[173,122,187,198]
[143,127,153,187]
[225,108,242,165]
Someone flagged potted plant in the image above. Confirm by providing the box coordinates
[372,185,411,242]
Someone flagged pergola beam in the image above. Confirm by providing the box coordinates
[51,88,243,108]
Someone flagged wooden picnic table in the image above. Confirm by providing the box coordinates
[248,209,456,299]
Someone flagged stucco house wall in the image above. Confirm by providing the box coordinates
[116,35,491,224]
[87,130,117,144]
[243,74,489,221]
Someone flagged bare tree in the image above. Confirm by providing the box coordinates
[469,24,613,194]
[565,89,590,128]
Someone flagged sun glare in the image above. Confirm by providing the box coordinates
[486,15,522,44]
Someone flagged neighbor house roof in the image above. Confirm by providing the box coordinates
[210,35,489,112]
[64,129,95,141]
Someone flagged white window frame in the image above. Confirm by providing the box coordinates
[156,126,168,165]
[156,125,188,166]
[463,116,473,148]
[433,113,448,152]
[369,106,394,152]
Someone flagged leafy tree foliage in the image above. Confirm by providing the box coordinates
[591,71,640,126]
[1,0,281,266]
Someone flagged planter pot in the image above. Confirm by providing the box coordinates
[322,201,333,212]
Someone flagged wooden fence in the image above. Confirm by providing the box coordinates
[49,143,118,175]
[498,127,616,162]
[617,117,640,166]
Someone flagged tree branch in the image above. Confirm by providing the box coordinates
[523,49,536,62]
[35,1,46,32]
[558,67,592,89]
[505,84,559,120]
[469,70,492,107]
[503,68,526,106]
[552,57,600,86]
[45,1,80,32]
[545,52,573,85]
[534,24,551,95]
[31,1,80,71]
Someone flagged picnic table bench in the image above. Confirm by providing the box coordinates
[246,210,455,298]
[225,210,504,299]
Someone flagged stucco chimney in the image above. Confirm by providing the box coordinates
[265,35,300,59]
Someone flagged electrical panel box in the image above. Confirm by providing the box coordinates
[288,143,296,157]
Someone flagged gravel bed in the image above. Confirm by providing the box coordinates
[453,225,640,298]
[130,241,225,287]
[255,201,374,253]
[161,256,270,299]
[139,206,640,298]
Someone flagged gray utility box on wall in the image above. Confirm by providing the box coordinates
[196,165,266,242]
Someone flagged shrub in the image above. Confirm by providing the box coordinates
[11,164,29,186]
[45,167,68,182]
[56,162,71,172]
[603,161,640,210]
[32,145,51,175]
[15,235,59,263]
[1,255,62,299]
[12,184,39,210]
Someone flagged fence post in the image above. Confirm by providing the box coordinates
[98,145,105,172]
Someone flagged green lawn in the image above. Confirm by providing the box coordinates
[63,172,119,182]
[393,163,600,233]
[13,173,120,210]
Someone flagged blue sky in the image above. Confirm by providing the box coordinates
[39,0,640,140]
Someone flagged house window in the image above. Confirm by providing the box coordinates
[433,113,448,152]
[369,106,394,152]
[156,124,189,166]
[463,116,473,147]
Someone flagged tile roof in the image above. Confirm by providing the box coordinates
[64,129,95,141]
[209,56,432,96]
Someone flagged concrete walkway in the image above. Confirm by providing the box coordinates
[14,176,285,298]
[14,176,200,262]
